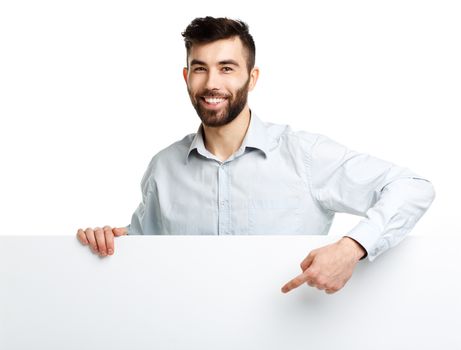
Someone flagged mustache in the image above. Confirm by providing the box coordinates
[198,90,231,98]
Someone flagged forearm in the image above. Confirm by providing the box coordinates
[346,177,435,261]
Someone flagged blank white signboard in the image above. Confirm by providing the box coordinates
[0,235,460,349]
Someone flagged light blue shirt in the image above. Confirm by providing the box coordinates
[126,112,435,261]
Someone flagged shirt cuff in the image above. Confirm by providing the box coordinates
[345,220,383,262]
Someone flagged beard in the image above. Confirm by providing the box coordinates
[188,77,250,127]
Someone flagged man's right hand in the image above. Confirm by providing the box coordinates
[76,226,127,257]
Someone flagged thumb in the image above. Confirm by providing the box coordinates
[113,227,128,236]
[300,251,315,271]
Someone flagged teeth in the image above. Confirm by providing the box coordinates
[204,97,225,104]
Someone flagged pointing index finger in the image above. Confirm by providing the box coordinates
[281,272,308,293]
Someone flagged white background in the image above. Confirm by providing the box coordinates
[0,0,459,236]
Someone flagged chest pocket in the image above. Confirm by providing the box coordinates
[247,196,302,235]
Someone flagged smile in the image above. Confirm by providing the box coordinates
[201,96,227,104]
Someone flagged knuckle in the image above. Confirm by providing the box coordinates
[295,277,304,286]
[306,269,317,279]
[330,282,342,291]
[316,277,326,286]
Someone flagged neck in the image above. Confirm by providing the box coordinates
[202,106,251,162]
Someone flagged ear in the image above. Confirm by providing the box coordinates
[248,67,260,92]
[183,67,188,84]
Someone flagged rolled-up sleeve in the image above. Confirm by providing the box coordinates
[309,134,436,261]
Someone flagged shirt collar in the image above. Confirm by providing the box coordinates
[186,111,270,164]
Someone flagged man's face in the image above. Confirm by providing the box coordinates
[183,36,258,127]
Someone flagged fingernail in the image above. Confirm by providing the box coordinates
[108,249,113,255]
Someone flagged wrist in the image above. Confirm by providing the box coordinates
[340,236,367,261]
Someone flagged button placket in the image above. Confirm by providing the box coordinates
[217,163,230,235]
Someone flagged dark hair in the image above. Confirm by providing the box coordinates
[181,16,256,73]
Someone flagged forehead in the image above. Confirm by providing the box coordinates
[187,36,247,66]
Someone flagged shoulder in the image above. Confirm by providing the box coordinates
[274,121,323,152]
[140,133,195,191]
[153,133,195,164]
[272,122,352,167]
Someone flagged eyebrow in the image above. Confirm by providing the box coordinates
[190,59,240,67]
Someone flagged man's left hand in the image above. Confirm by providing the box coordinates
[281,237,366,294]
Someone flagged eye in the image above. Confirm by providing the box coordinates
[193,67,206,72]
[222,66,233,72]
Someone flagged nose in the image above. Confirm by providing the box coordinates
[204,68,222,91]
